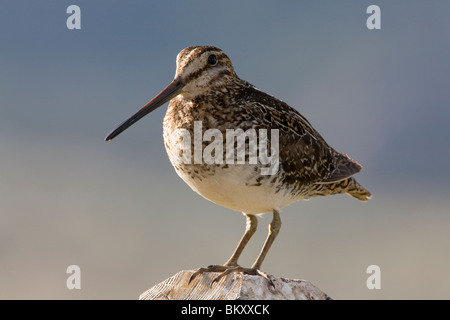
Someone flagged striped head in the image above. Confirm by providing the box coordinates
[175,46,237,99]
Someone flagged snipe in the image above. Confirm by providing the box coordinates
[106,46,371,285]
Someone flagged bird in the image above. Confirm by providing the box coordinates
[105,46,371,285]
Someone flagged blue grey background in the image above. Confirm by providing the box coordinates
[1,1,449,299]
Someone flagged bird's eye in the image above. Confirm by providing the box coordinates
[207,54,217,66]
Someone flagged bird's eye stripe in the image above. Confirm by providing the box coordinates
[183,65,210,83]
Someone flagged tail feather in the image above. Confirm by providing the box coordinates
[345,178,372,201]
[312,177,372,202]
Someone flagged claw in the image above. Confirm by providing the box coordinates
[255,269,275,288]
[209,278,218,287]
[210,266,243,286]
[188,269,199,284]
[189,265,227,285]
[189,265,275,288]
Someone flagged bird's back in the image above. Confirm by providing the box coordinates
[233,81,371,199]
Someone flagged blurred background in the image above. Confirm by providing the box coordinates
[1,0,449,299]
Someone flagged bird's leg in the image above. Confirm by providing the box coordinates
[189,210,282,288]
[251,209,281,270]
[209,210,281,287]
[224,214,258,266]
[189,214,257,284]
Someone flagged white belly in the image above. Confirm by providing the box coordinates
[173,164,299,214]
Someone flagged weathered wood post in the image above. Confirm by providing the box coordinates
[139,270,331,300]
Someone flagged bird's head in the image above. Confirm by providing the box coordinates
[105,46,236,141]
[174,46,237,99]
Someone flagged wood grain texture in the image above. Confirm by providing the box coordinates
[139,270,331,300]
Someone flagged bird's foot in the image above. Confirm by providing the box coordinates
[189,265,274,288]
[188,264,229,284]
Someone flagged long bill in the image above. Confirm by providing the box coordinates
[105,77,183,141]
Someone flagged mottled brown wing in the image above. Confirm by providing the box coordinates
[240,84,361,184]
[321,153,362,183]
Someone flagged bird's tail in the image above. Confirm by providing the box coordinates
[312,177,372,202]
[344,177,372,201]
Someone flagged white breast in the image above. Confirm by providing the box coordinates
[171,161,300,215]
